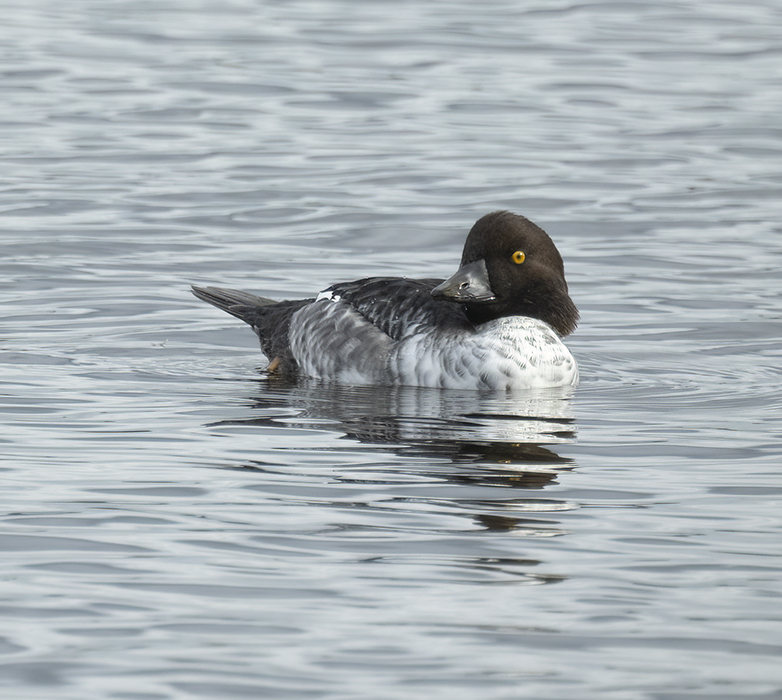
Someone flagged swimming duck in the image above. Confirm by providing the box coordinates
[192,211,579,390]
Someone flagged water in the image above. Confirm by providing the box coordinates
[2,0,782,698]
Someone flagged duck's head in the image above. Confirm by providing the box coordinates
[431,211,579,337]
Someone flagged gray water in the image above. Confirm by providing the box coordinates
[2,1,782,698]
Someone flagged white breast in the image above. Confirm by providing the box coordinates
[389,317,578,390]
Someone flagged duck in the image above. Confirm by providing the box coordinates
[192,211,579,390]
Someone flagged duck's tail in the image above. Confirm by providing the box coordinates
[191,285,312,373]
[191,285,276,323]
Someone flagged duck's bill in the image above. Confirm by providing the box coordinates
[431,259,497,303]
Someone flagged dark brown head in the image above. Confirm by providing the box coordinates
[431,211,579,336]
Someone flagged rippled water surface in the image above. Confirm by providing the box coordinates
[2,1,782,698]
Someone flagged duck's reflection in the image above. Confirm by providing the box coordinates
[212,376,580,585]
[219,374,577,479]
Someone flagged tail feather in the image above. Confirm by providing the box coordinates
[191,285,275,322]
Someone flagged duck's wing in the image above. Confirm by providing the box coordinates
[325,277,474,341]
[286,277,474,384]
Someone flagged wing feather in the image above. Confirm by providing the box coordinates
[325,277,474,341]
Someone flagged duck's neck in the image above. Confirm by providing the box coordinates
[464,294,579,337]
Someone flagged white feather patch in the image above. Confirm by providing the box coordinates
[315,290,341,303]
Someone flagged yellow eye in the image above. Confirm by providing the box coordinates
[512,250,526,264]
